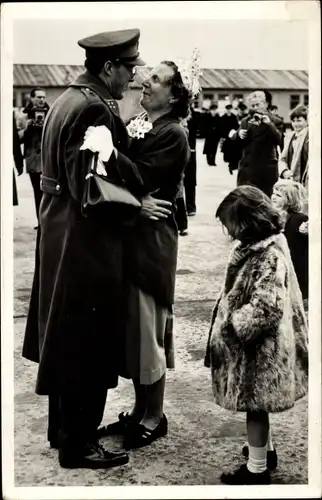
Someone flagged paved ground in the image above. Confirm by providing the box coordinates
[14,140,307,486]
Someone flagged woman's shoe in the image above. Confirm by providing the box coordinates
[221,463,271,485]
[123,414,168,450]
[242,445,277,470]
[179,230,188,236]
[96,412,134,438]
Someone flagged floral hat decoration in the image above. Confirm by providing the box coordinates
[174,47,203,98]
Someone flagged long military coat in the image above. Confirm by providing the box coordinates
[22,71,189,395]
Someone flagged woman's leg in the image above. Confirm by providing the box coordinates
[246,410,269,473]
[140,374,166,430]
[129,379,147,422]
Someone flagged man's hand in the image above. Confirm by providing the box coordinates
[238,129,247,139]
[261,114,271,125]
[140,194,172,221]
[282,169,293,180]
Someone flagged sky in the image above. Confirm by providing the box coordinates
[13,18,309,70]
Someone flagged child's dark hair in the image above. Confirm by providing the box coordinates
[290,104,308,121]
[216,185,282,243]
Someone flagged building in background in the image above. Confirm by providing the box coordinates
[13,64,308,123]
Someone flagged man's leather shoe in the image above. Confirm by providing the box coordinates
[59,441,129,469]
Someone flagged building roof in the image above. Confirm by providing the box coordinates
[13,64,308,90]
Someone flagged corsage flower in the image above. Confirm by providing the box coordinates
[126,112,152,139]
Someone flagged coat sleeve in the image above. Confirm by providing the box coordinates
[106,126,190,197]
[64,101,117,202]
[204,293,222,368]
[230,250,287,343]
[264,120,282,145]
[278,139,291,177]
[63,100,142,223]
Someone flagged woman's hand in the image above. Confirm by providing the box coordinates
[140,195,172,221]
[80,125,114,162]
[299,221,308,235]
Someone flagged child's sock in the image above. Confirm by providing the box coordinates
[267,429,274,451]
[246,445,267,473]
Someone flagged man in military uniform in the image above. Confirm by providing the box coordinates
[23,28,172,470]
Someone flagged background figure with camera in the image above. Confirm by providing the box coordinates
[231,90,283,197]
[22,87,49,229]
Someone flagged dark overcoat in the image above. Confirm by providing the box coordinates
[203,113,222,155]
[284,212,308,300]
[125,113,190,307]
[236,113,283,197]
[23,71,142,395]
[13,112,24,205]
[23,71,189,395]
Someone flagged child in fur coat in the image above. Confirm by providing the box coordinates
[205,185,308,485]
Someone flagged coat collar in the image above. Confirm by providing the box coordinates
[229,232,286,265]
[70,70,120,116]
[148,112,179,135]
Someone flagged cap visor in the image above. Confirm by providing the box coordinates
[132,57,146,67]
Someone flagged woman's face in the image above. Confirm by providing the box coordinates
[140,63,175,113]
[292,116,308,134]
[271,187,286,211]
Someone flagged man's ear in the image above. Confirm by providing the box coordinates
[103,61,113,76]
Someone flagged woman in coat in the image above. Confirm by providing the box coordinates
[205,185,308,485]
[87,61,191,450]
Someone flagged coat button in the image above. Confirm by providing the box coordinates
[56,184,60,191]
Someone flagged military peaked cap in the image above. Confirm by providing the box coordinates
[78,28,146,66]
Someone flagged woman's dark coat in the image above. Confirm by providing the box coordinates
[22,71,189,396]
[119,113,190,307]
[236,113,283,197]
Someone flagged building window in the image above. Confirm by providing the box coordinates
[22,92,30,108]
[304,94,309,106]
[290,94,300,109]
[218,93,229,101]
[233,93,244,101]
[203,93,214,101]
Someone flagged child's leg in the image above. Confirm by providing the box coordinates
[246,410,269,473]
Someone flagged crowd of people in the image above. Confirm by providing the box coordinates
[14,27,309,485]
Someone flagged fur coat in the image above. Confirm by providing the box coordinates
[205,232,308,413]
